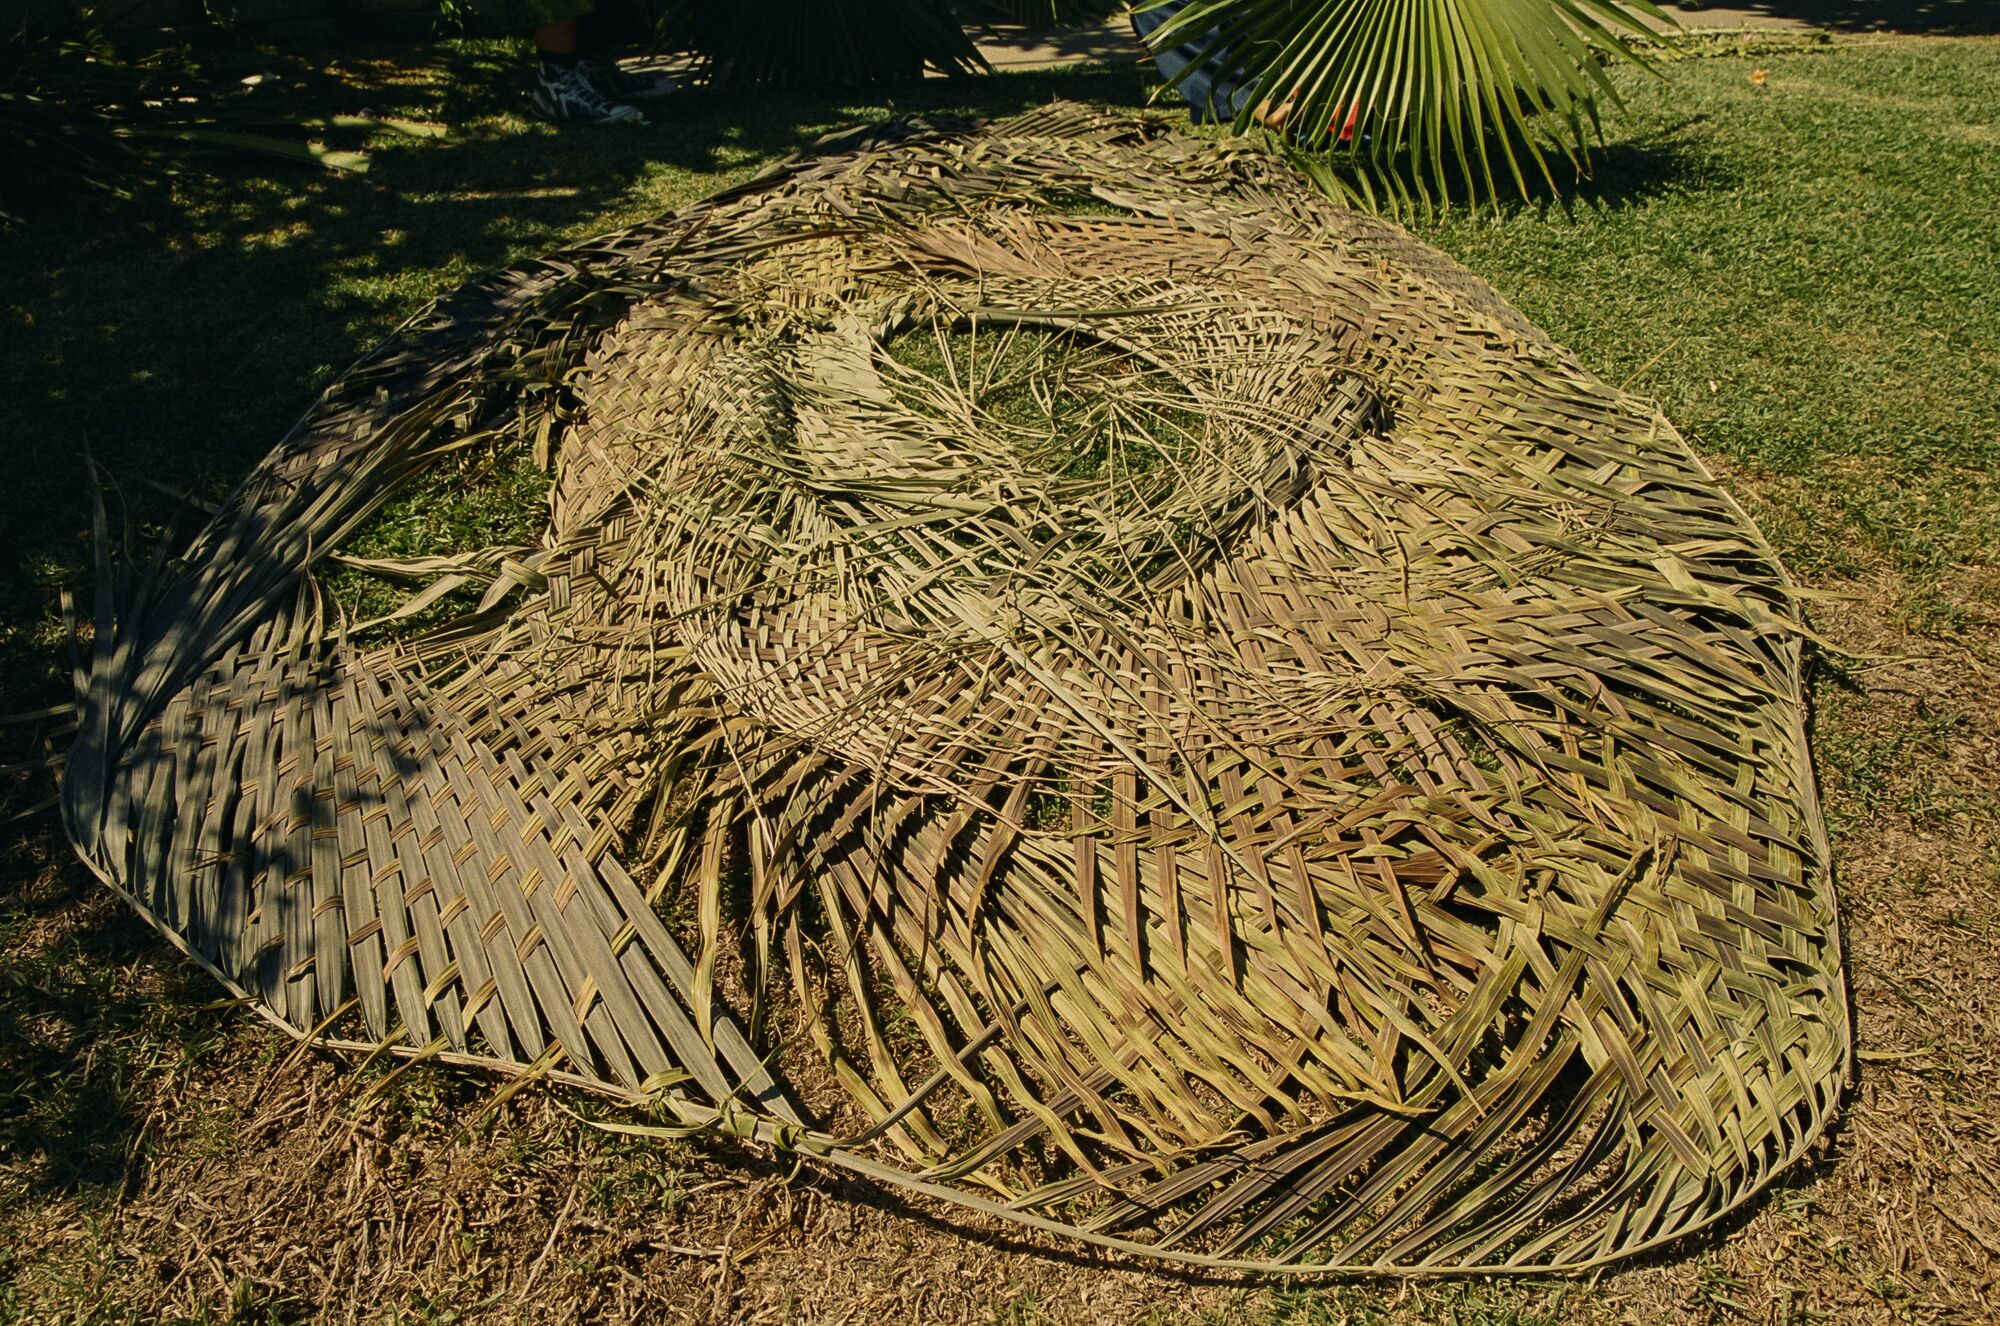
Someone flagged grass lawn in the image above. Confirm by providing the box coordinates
[3,28,1998,1326]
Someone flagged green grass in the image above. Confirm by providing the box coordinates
[316,433,550,633]
[2,27,1998,1326]
[885,323,1203,484]
[1420,41,2000,634]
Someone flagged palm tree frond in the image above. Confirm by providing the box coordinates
[1140,0,1676,205]
[62,105,1846,1274]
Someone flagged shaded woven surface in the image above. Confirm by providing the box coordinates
[61,105,1848,1273]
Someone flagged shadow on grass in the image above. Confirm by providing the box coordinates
[0,828,239,1199]
[1535,117,1730,217]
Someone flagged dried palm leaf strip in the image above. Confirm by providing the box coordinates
[62,104,1847,1273]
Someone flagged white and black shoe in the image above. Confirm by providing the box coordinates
[576,57,679,104]
[531,58,643,126]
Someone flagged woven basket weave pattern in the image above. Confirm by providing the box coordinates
[61,105,1848,1273]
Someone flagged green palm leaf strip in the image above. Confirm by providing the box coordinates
[1140,0,1675,206]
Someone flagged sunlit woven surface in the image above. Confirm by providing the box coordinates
[62,105,1848,1273]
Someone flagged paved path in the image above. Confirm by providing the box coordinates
[1646,2,1820,29]
[966,18,1145,71]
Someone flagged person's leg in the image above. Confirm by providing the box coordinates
[534,18,579,55]
[1131,0,1348,138]
[1130,0,1245,125]
[463,0,635,123]
[528,3,646,125]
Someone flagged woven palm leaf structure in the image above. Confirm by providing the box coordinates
[62,105,1849,1274]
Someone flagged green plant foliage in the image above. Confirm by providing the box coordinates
[1139,0,1675,207]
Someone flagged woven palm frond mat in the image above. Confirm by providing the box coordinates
[62,104,1849,1274]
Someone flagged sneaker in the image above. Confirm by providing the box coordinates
[531,59,643,126]
[576,56,679,104]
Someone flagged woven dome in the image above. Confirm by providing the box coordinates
[62,106,1848,1273]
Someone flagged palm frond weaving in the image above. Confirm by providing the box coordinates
[61,105,1848,1274]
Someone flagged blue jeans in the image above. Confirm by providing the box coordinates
[1130,0,1251,124]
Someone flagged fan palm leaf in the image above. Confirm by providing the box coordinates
[1138,0,1674,205]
